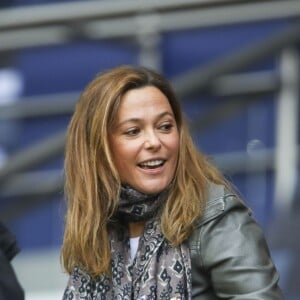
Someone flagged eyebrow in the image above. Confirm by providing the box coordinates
[117,111,175,127]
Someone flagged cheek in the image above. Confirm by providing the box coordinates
[168,135,180,156]
[171,139,180,170]
[111,140,138,168]
[109,138,124,170]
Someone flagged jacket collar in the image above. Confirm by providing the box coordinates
[196,183,235,227]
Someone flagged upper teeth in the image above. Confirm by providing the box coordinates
[140,160,163,167]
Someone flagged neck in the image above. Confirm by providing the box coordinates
[129,221,145,238]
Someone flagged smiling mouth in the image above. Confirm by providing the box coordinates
[138,159,165,169]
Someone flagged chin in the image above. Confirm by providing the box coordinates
[137,182,169,195]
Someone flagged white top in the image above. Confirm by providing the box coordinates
[129,236,140,261]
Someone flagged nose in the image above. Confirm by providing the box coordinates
[144,130,161,150]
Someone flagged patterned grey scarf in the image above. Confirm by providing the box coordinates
[63,186,192,300]
[117,184,169,222]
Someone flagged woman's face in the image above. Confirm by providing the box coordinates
[109,86,179,194]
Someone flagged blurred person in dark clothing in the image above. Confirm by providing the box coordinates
[0,221,24,300]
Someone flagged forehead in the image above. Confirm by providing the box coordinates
[116,86,173,119]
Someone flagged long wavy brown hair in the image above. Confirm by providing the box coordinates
[61,65,227,277]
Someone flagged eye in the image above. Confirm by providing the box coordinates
[124,128,140,136]
[159,123,174,132]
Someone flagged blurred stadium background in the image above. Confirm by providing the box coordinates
[0,0,299,299]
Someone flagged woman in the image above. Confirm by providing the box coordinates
[61,65,283,299]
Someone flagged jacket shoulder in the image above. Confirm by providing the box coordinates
[188,183,283,299]
[189,182,253,250]
[195,182,248,227]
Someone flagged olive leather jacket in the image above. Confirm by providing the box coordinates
[188,184,284,299]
